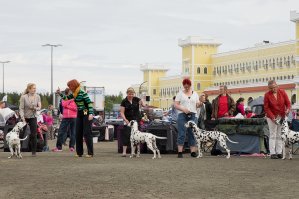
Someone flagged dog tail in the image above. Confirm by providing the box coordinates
[155,136,167,140]
[226,137,238,144]
[19,136,28,141]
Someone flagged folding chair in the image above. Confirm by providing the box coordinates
[290,119,299,154]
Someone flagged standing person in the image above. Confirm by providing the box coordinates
[19,83,41,156]
[120,87,145,157]
[197,93,206,129]
[53,88,77,152]
[165,96,178,123]
[264,80,290,159]
[204,93,212,121]
[234,97,245,116]
[211,85,236,120]
[43,111,54,140]
[57,79,94,158]
[174,78,201,158]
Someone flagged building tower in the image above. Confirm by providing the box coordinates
[178,36,221,94]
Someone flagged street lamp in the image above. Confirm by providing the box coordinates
[139,81,147,97]
[42,44,62,107]
[0,60,10,94]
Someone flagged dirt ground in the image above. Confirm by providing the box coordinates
[0,140,298,199]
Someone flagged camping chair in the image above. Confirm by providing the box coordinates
[291,119,299,154]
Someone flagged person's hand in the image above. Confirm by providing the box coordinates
[224,113,229,117]
[88,114,93,121]
[21,117,26,122]
[211,118,215,120]
[285,108,290,115]
[59,114,63,120]
[124,119,129,125]
[183,108,190,114]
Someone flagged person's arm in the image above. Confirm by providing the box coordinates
[211,99,216,120]
[120,106,129,125]
[36,95,41,111]
[174,101,189,114]
[264,93,275,120]
[19,95,25,121]
[82,92,94,120]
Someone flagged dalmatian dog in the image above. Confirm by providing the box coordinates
[275,117,299,160]
[127,120,167,159]
[5,122,28,159]
[185,121,238,159]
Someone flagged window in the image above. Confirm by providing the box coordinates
[197,67,200,74]
[197,83,201,90]
[204,67,207,74]
[153,89,156,95]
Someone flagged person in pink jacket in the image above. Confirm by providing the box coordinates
[52,88,78,152]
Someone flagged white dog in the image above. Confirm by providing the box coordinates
[185,121,238,159]
[5,122,28,159]
[127,120,167,159]
[275,117,299,160]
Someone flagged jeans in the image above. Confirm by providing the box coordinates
[177,113,196,146]
[56,118,76,149]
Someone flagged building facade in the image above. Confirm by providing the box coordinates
[134,11,299,110]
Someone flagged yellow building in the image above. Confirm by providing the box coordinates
[133,10,299,110]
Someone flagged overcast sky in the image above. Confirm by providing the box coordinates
[0,0,298,95]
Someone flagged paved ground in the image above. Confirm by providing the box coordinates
[0,140,298,199]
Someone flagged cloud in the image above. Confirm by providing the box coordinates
[1,0,298,95]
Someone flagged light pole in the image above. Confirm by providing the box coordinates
[139,81,147,98]
[0,60,10,94]
[42,44,62,107]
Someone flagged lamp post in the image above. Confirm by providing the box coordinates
[42,44,62,107]
[139,81,147,98]
[0,61,10,94]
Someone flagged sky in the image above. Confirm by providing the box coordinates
[0,0,298,95]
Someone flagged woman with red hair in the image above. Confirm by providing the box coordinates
[57,79,94,158]
[174,78,201,158]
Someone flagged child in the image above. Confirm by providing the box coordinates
[44,111,54,140]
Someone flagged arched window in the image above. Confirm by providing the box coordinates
[197,67,200,74]
[204,67,207,74]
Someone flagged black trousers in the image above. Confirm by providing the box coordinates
[25,117,37,154]
[121,125,131,146]
[76,111,93,156]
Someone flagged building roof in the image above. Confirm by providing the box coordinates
[178,36,222,47]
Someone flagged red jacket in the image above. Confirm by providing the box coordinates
[264,89,290,120]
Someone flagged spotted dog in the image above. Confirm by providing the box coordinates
[275,117,299,160]
[5,122,28,159]
[185,121,238,159]
[128,120,167,159]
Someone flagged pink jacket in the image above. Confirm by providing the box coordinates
[42,114,54,125]
[62,99,77,118]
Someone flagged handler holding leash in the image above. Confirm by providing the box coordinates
[19,83,41,157]
[57,79,94,158]
[175,78,201,158]
[264,80,290,159]
[120,87,145,157]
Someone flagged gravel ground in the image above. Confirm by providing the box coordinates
[0,140,298,199]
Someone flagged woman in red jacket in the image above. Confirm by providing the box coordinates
[264,80,291,159]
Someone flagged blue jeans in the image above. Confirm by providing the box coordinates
[56,118,76,149]
[177,113,196,146]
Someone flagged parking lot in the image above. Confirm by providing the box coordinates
[0,140,298,199]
